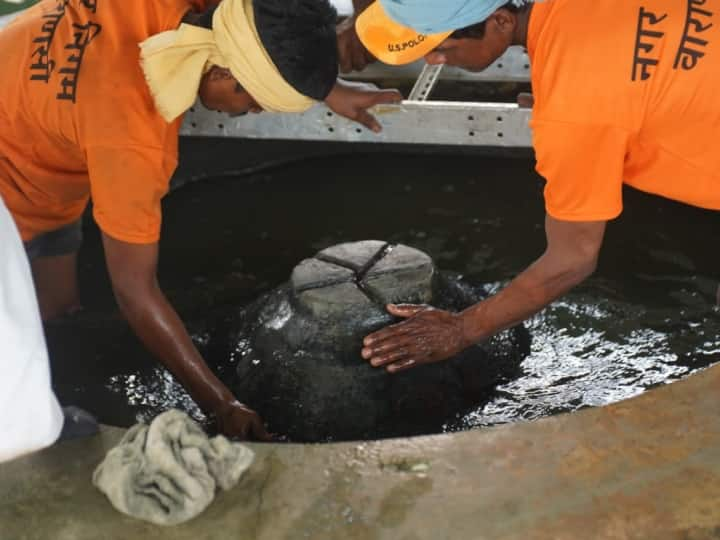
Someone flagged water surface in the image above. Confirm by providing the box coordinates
[47,151,720,435]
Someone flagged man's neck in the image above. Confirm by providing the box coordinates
[352,0,373,14]
[182,10,201,26]
[512,4,533,47]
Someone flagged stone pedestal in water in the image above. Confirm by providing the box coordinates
[230,241,530,442]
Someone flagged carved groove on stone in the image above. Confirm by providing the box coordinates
[291,259,355,293]
[293,272,354,293]
[354,276,387,307]
[314,242,388,275]
[356,243,394,281]
[314,243,397,307]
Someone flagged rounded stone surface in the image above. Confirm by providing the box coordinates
[362,244,434,305]
[316,240,387,272]
[297,281,375,319]
[291,241,435,315]
[231,240,531,442]
[291,258,354,292]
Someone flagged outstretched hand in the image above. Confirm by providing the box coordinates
[324,79,402,133]
[214,400,272,442]
[361,304,471,373]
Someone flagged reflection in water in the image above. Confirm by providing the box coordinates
[449,293,719,430]
[49,153,720,435]
[108,369,205,425]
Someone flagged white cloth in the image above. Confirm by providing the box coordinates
[93,410,255,526]
[0,196,63,463]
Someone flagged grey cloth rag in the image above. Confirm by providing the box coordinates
[93,409,255,526]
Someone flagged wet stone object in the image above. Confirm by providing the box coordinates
[228,241,531,442]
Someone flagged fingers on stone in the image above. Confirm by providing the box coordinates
[387,358,417,373]
[371,348,410,367]
[369,337,416,356]
[363,325,417,348]
[365,324,413,345]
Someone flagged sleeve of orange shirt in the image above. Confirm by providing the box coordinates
[86,145,177,244]
[532,120,631,222]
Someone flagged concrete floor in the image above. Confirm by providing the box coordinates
[2,364,720,540]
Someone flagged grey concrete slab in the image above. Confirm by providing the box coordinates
[2,364,720,540]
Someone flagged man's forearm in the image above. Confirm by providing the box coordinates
[114,283,234,414]
[361,216,605,372]
[459,251,596,345]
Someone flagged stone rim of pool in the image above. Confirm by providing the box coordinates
[2,361,719,539]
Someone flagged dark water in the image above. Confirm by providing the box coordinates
[47,151,720,435]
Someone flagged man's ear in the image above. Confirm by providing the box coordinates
[487,8,517,37]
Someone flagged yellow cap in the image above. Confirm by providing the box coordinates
[355,1,452,66]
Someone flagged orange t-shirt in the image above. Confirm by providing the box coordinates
[528,0,720,221]
[0,0,211,243]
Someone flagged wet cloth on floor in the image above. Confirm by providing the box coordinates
[93,409,254,526]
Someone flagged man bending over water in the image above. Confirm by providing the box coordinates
[356,0,720,371]
[0,0,400,439]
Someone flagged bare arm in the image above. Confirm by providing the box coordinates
[362,215,607,372]
[460,215,605,342]
[101,232,270,439]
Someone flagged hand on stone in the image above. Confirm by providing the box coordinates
[324,79,402,133]
[361,304,471,373]
[337,16,375,73]
[215,400,272,442]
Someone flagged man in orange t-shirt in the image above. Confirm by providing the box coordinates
[353,0,720,372]
[0,0,401,439]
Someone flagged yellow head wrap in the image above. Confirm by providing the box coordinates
[139,0,316,122]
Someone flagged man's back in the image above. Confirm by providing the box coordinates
[528,0,720,221]
[0,0,198,242]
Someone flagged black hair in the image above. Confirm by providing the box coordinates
[188,1,338,100]
[194,6,216,29]
[253,0,338,100]
[451,2,527,40]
